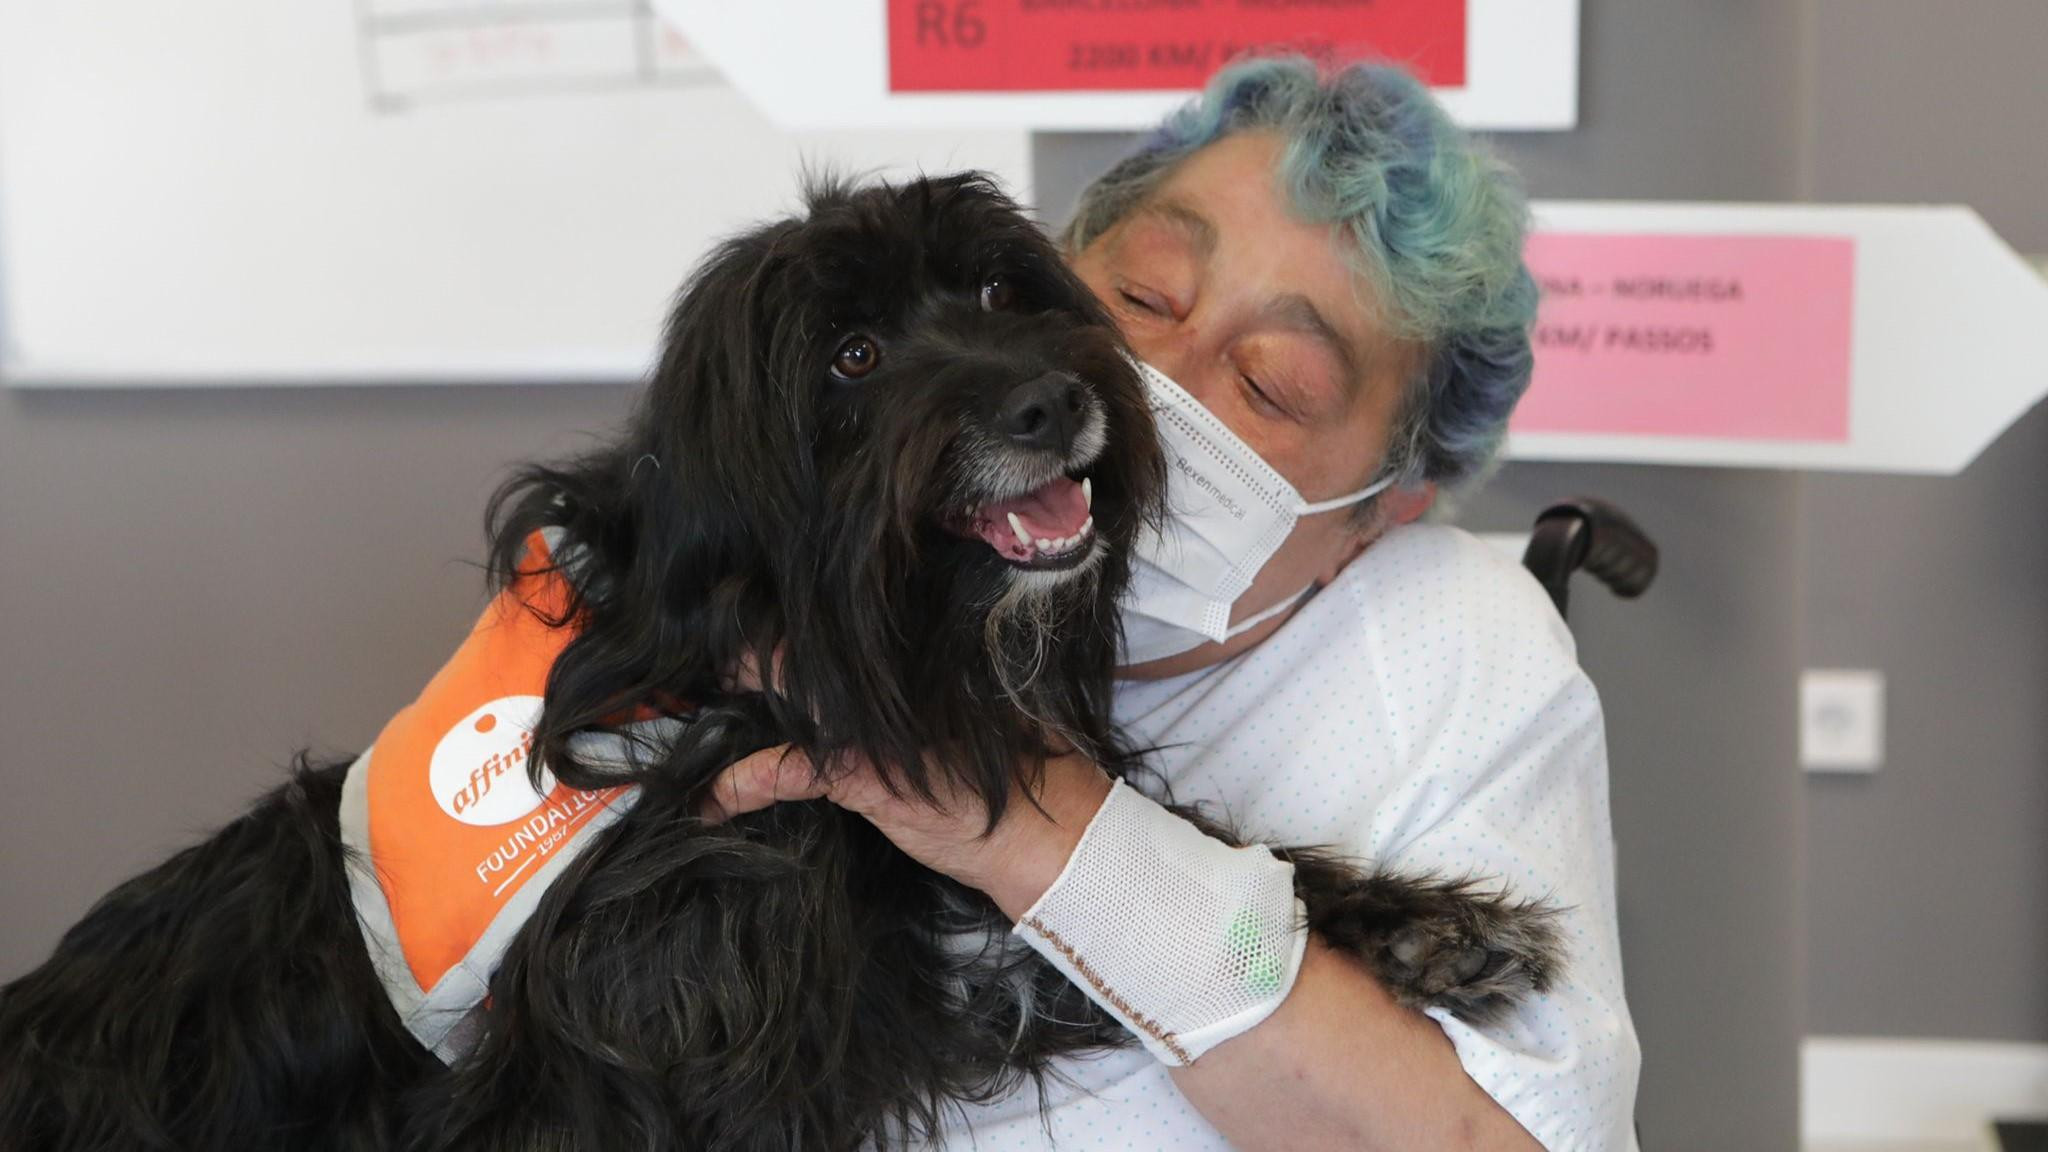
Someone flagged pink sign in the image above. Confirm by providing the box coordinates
[1512,234,1856,441]
[888,0,1466,93]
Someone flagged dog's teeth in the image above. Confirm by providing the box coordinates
[1036,538,1052,550]
[1080,516,1093,536]
[1083,477,1093,510]
[1008,513,1031,547]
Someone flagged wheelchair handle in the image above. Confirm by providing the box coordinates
[1522,498,1659,618]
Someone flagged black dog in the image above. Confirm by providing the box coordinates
[0,174,1561,1152]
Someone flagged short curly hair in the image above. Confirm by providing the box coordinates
[1065,57,1539,496]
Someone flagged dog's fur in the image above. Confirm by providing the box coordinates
[0,174,1562,1152]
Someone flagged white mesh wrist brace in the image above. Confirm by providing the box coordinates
[1011,779,1308,1066]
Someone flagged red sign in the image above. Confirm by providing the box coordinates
[888,0,1467,93]
[1513,234,1857,442]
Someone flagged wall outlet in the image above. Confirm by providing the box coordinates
[1801,669,1886,773]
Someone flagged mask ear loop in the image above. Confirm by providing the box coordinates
[1295,472,1397,516]
[1239,473,1399,641]
[1218,584,1318,641]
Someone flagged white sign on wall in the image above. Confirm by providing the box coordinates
[1509,203,2048,475]
[656,0,1580,132]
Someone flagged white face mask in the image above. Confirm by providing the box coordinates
[1120,360,1394,665]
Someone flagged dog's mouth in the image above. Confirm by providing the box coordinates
[951,474,1096,571]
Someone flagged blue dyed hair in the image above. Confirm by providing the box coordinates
[1065,57,1539,496]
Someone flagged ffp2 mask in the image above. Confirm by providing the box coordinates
[1119,360,1393,665]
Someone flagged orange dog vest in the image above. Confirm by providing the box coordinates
[339,530,679,1060]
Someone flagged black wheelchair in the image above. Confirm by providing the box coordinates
[1519,498,1659,618]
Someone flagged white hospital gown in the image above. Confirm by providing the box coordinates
[936,522,1642,1151]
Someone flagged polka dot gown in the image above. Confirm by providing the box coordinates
[934,523,1643,1151]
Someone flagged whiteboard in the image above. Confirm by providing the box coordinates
[0,2,1032,386]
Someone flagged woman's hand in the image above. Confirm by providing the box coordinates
[699,745,1113,920]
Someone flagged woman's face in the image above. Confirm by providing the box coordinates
[1071,130,1430,678]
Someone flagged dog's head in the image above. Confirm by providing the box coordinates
[496,174,1163,816]
[650,173,1155,590]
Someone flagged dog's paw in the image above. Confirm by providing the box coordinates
[1377,884,1565,1025]
[1293,863,1567,1026]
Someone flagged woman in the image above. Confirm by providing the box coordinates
[711,58,1640,1151]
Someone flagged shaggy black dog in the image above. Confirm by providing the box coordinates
[0,174,1561,1152]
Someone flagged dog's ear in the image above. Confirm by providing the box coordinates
[546,220,824,754]
[482,213,841,792]
[639,220,816,537]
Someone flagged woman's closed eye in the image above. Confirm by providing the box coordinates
[1115,281,1173,319]
[1239,372,1294,421]
[1239,371,1273,408]
[1235,352,1322,423]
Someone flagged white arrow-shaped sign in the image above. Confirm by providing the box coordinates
[1511,203,2048,475]
[654,0,1579,131]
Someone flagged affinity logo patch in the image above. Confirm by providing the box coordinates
[427,695,555,826]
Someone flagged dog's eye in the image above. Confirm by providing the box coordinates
[980,274,1016,312]
[831,335,880,380]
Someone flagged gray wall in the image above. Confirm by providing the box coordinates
[1799,0,2048,1043]
[1809,0,2048,255]
[1800,403,2048,1042]
[0,384,636,968]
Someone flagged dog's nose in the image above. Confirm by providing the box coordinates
[997,372,1088,455]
